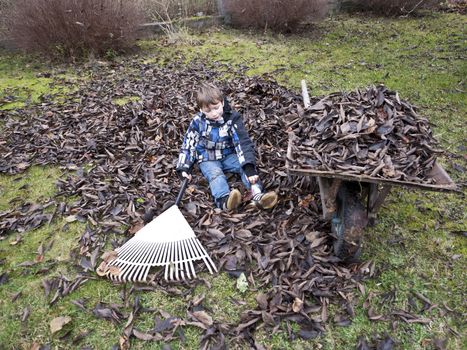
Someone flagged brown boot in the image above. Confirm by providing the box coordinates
[221,189,241,211]
[247,191,278,210]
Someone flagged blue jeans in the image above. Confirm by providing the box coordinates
[199,154,258,207]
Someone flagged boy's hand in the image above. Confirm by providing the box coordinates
[181,172,192,182]
[248,175,259,184]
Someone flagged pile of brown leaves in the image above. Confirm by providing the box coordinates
[288,85,442,183]
[0,60,411,346]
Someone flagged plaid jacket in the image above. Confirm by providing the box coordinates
[176,99,256,174]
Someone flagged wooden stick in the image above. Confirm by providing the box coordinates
[301,79,310,108]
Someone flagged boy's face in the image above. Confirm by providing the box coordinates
[201,100,224,121]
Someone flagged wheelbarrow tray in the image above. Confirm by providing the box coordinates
[286,133,458,193]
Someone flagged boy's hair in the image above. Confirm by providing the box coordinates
[196,83,223,108]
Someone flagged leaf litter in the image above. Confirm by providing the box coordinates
[0,57,439,345]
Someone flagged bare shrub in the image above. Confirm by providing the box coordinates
[342,0,442,16]
[224,0,330,33]
[0,0,13,38]
[6,0,144,58]
[146,0,179,38]
[142,0,217,20]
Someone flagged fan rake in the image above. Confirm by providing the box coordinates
[99,178,217,282]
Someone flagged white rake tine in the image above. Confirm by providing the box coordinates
[140,265,151,282]
[184,237,198,262]
[164,264,170,281]
[207,254,218,273]
[185,237,199,259]
[115,256,140,282]
[190,237,206,259]
[164,242,173,281]
[164,241,173,267]
[176,240,183,281]
[110,263,125,282]
[149,242,163,265]
[108,268,117,282]
[179,239,187,281]
[172,241,178,281]
[118,239,138,254]
[117,240,144,261]
[117,262,134,283]
[127,265,140,283]
[160,242,171,265]
[169,241,175,281]
[140,242,162,282]
[178,240,186,281]
[129,242,154,282]
[185,238,199,278]
[131,240,155,265]
[205,252,218,273]
[117,239,143,259]
[173,240,180,281]
[123,252,149,282]
[138,242,158,270]
[135,265,148,283]
[126,265,139,283]
[119,265,134,282]
[194,237,217,272]
[153,241,166,265]
[171,241,177,281]
[188,257,197,278]
[184,239,194,280]
[134,242,155,282]
[193,239,214,274]
[193,238,216,274]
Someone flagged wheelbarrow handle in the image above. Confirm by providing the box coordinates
[175,177,189,207]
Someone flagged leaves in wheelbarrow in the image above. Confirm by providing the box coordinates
[289,85,442,184]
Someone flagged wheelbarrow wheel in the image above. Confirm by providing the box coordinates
[331,183,368,260]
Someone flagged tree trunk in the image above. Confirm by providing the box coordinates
[216,0,231,24]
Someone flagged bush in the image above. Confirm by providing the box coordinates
[0,0,12,38]
[142,0,218,20]
[342,0,442,16]
[224,0,329,33]
[6,0,144,58]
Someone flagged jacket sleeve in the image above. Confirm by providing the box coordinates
[230,112,257,175]
[176,118,200,173]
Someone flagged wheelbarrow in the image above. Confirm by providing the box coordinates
[285,81,459,259]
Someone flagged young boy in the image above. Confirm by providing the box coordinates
[176,83,278,211]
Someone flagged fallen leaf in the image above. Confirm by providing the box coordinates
[292,297,304,313]
[50,316,72,334]
[191,311,213,327]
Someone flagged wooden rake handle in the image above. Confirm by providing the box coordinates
[175,177,189,207]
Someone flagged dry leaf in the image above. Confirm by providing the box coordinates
[101,250,118,262]
[292,297,304,313]
[50,316,71,334]
[192,311,213,327]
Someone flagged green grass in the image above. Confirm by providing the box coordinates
[113,96,141,106]
[0,166,62,211]
[0,51,80,111]
[1,11,466,349]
